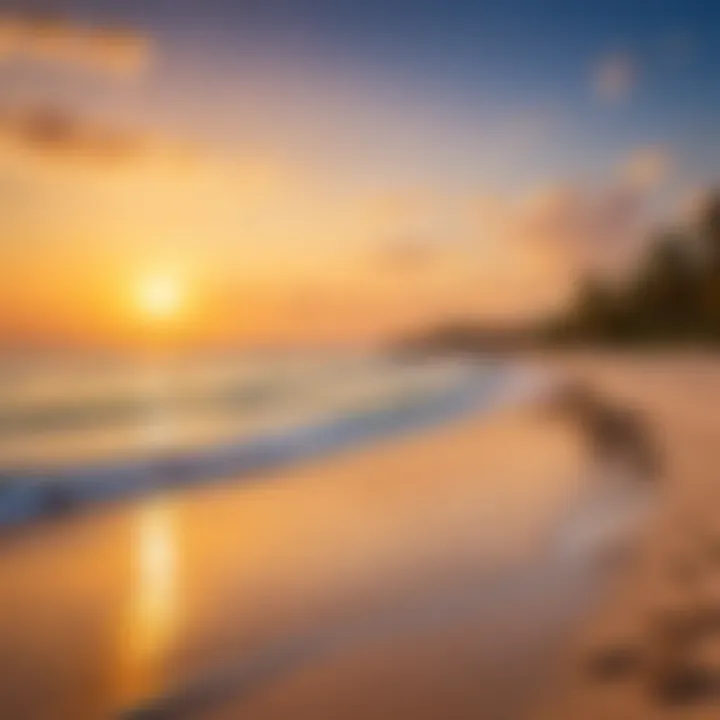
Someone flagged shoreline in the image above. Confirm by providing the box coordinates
[0,369,598,719]
[0,360,549,529]
[531,355,720,719]
[0,353,668,720]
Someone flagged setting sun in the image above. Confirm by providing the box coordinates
[136,273,184,320]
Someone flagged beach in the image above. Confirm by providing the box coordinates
[0,354,708,719]
[533,354,720,719]
[0,367,606,720]
[2,0,717,716]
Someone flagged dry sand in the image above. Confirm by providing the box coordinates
[532,354,720,720]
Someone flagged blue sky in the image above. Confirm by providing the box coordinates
[63,0,719,191]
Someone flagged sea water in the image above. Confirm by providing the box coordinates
[0,352,521,523]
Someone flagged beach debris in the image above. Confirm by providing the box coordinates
[649,631,720,704]
[545,381,661,484]
[585,641,645,680]
[649,660,719,705]
[643,590,720,706]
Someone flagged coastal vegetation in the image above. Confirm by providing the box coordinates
[547,192,720,346]
[398,192,720,352]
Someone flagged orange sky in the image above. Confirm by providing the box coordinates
[0,14,684,349]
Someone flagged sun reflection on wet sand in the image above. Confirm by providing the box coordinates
[116,500,180,706]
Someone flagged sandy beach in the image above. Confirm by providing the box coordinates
[0,376,601,720]
[532,354,720,719]
[3,355,715,719]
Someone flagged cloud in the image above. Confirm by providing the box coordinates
[514,146,675,264]
[0,105,196,175]
[0,16,151,77]
[0,106,142,161]
[534,184,649,271]
[520,182,646,264]
[359,144,670,321]
[594,52,636,103]
[376,237,439,272]
[677,186,714,225]
[466,158,664,296]
[469,183,643,264]
[618,146,672,190]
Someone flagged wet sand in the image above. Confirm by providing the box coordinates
[0,392,612,720]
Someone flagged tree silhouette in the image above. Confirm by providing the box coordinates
[398,190,720,352]
[550,192,720,345]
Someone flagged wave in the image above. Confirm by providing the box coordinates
[0,360,550,528]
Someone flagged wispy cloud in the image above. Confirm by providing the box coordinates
[461,148,673,304]
[0,106,143,162]
[594,52,636,103]
[618,146,673,190]
[0,105,195,175]
[678,186,713,225]
[359,146,669,323]
[0,15,151,77]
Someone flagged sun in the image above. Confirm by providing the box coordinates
[135,273,184,320]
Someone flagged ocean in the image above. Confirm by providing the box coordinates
[0,352,525,525]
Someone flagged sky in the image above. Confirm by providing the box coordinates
[1,0,720,348]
